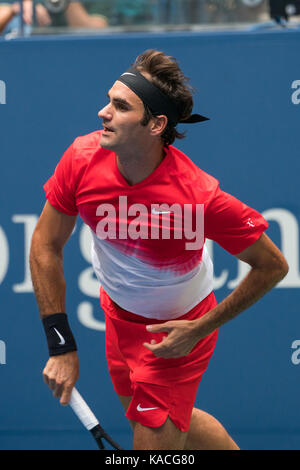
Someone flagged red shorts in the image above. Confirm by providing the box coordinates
[101,287,218,433]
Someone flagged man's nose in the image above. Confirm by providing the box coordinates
[98,103,112,120]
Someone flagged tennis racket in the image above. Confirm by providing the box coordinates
[69,387,123,450]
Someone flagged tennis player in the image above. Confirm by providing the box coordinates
[30,49,288,450]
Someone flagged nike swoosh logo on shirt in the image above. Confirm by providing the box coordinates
[121,72,136,77]
[137,404,159,412]
[53,328,66,345]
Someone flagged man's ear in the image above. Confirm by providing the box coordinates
[149,115,168,136]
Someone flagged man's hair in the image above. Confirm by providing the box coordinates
[133,50,194,146]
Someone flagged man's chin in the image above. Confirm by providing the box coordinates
[99,134,115,150]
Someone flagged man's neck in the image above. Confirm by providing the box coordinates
[116,142,165,186]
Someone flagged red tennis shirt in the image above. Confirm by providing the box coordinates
[44,130,268,319]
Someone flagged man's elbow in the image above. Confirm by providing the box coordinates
[271,255,289,283]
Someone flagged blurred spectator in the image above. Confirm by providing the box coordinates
[0,1,51,34]
[0,0,273,33]
[50,1,108,28]
[0,0,108,34]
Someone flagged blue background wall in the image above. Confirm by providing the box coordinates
[0,29,300,450]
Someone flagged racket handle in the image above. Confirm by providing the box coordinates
[69,387,99,431]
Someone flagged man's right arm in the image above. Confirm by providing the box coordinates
[30,201,79,405]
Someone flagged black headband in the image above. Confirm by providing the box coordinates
[117,67,209,127]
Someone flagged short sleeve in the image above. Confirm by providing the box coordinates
[204,184,268,255]
[43,143,78,216]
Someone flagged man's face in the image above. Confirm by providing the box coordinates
[98,81,151,153]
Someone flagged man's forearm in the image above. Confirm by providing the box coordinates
[194,263,287,336]
[30,244,66,318]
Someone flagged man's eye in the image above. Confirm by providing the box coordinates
[116,103,128,111]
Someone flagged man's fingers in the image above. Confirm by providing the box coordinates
[43,364,52,385]
[143,341,174,358]
[143,340,167,354]
[43,372,49,385]
[60,384,74,406]
[43,374,73,403]
[53,381,64,398]
[143,341,155,351]
[146,323,172,333]
[48,378,57,391]
[42,354,79,405]
[143,327,169,352]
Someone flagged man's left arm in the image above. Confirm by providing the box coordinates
[143,233,289,358]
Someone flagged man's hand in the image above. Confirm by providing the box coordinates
[43,351,79,405]
[143,320,208,359]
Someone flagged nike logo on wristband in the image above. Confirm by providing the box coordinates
[53,328,66,345]
[137,404,159,412]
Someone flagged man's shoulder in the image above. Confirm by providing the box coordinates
[168,145,219,192]
[70,130,110,164]
[72,130,102,151]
